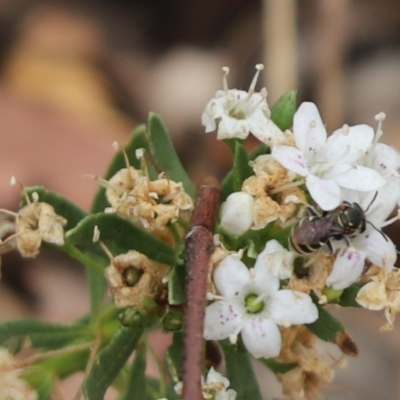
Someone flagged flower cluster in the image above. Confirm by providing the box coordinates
[201,64,400,397]
[204,240,318,359]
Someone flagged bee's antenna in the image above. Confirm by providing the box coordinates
[366,220,388,242]
[365,191,378,213]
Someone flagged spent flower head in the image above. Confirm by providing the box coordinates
[103,167,193,231]
[104,249,168,310]
[0,347,38,400]
[356,267,400,331]
[0,191,67,258]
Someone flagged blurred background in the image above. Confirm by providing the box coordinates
[0,0,400,398]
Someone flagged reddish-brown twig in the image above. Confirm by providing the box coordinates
[182,177,220,400]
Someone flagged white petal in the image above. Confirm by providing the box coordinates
[371,143,400,175]
[306,175,341,210]
[214,255,251,297]
[220,192,254,236]
[248,113,286,145]
[324,124,373,164]
[293,102,327,156]
[206,367,230,388]
[269,290,318,325]
[366,180,400,224]
[218,115,249,140]
[201,101,218,132]
[254,240,293,283]
[361,229,396,271]
[326,248,366,290]
[334,165,386,191]
[271,145,308,176]
[241,318,281,358]
[204,301,243,340]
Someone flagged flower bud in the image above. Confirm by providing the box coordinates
[220,192,254,236]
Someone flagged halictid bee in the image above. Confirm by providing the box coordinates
[289,201,369,255]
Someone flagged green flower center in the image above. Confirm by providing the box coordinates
[123,267,143,287]
[245,293,264,314]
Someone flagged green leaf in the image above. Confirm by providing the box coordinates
[82,316,145,400]
[165,332,184,383]
[23,369,54,400]
[122,343,147,400]
[338,282,364,307]
[220,170,234,202]
[248,143,269,159]
[148,113,195,199]
[24,186,87,231]
[0,318,89,351]
[270,91,297,131]
[221,343,262,400]
[168,263,185,305]
[91,125,149,214]
[306,304,344,343]
[66,213,178,266]
[86,267,108,318]
[38,349,90,379]
[232,141,252,192]
[259,358,297,374]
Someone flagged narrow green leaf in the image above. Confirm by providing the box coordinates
[221,343,262,400]
[86,267,108,318]
[91,125,149,214]
[232,141,252,192]
[0,318,89,351]
[306,304,344,342]
[220,170,234,202]
[248,143,269,159]
[66,213,178,266]
[82,317,145,400]
[338,282,364,307]
[270,91,297,131]
[37,349,90,379]
[259,358,297,374]
[307,305,359,356]
[148,113,195,199]
[168,264,185,305]
[123,343,146,400]
[165,332,184,383]
[24,186,87,231]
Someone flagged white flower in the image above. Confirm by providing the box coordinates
[204,241,318,359]
[358,112,400,205]
[201,64,287,145]
[326,191,397,290]
[219,192,254,236]
[203,367,237,400]
[271,102,386,210]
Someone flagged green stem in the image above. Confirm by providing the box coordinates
[61,243,105,274]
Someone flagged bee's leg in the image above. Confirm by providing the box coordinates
[325,239,334,254]
[304,205,320,218]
